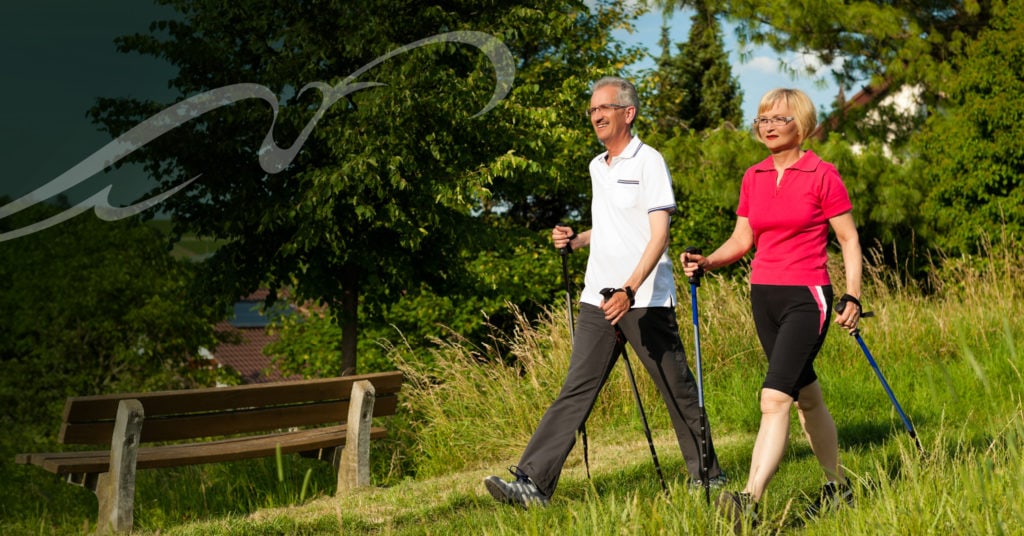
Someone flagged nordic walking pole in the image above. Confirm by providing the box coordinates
[557,224,589,478]
[558,229,576,343]
[620,338,669,494]
[836,299,923,453]
[598,289,671,496]
[685,246,711,504]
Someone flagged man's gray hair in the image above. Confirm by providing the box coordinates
[592,76,640,115]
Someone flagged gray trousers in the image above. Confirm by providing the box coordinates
[517,303,722,498]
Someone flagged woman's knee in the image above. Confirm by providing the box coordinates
[760,388,794,414]
[796,381,824,413]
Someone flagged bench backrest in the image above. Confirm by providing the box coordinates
[58,371,403,446]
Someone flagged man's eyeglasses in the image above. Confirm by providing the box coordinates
[586,103,630,117]
[753,116,796,127]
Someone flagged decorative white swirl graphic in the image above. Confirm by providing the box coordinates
[0,31,515,242]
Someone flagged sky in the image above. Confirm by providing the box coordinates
[0,2,839,214]
[615,8,841,121]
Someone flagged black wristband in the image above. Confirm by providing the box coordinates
[838,293,861,312]
[599,286,635,307]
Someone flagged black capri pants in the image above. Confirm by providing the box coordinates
[750,284,833,400]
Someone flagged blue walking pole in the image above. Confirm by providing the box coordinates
[836,299,923,453]
[684,246,711,504]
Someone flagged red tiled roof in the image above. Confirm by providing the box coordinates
[811,80,893,141]
[211,321,301,384]
[242,289,271,302]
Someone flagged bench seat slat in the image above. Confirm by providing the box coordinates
[59,395,398,445]
[62,371,403,422]
[21,425,387,475]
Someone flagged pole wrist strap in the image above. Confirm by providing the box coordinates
[600,286,635,307]
[838,293,861,312]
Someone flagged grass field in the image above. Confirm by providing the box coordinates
[2,245,1022,535]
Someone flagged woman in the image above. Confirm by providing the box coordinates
[680,88,862,530]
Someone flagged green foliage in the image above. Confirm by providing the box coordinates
[910,0,1024,255]
[643,3,743,134]
[717,0,992,99]
[264,306,344,378]
[657,126,760,264]
[811,136,927,267]
[0,199,226,433]
[88,0,642,373]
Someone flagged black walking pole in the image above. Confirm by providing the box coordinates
[557,224,590,479]
[685,246,712,504]
[600,288,668,493]
[836,299,923,453]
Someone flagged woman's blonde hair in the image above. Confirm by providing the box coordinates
[753,88,817,143]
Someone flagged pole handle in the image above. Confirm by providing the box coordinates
[835,298,875,335]
[684,246,704,286]
[556,223,576,256]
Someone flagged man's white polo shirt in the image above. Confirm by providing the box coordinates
[581,135,677,308]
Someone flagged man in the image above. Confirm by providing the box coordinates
[484,76,724,508]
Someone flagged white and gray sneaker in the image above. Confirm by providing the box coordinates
[484,466,550,509]
[690,472,728,491]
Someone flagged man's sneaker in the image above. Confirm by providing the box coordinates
[805,481,854,517]
[690,472,728,491]
[484,466,549,509]
[716,491,758,534]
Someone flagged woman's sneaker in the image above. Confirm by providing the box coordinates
[716,491,758,534]
[805,481,854,517]
[484,466,549,509]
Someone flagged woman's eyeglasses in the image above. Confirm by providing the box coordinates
[753,116,795,127]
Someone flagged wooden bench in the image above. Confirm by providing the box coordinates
[15,371,403,534]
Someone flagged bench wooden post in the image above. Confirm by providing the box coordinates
[337,380,374,492]
[96,399,144,534]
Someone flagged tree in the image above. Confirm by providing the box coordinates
[721,0,992,95]
[89,0,641,374]
[659,126,761,261]
[645,1,743,135]
[647,0,999,139]
[910,0,1024,255]
[813,134,925,270]
[0,199,225,429]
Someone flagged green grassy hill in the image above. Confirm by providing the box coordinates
[146,218,225,260]
[3,246,1022,535]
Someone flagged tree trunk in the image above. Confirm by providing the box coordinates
[339,269,359,375]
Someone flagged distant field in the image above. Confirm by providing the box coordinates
[146,219,225,260]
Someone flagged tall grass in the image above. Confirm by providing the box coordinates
[2,241,1022,534]
[382,241,1024,534]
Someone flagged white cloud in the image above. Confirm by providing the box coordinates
[738,56,782,76]
[789,52,824,73]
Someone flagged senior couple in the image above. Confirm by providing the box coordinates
[483,76,863,530]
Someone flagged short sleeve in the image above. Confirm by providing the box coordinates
[643,149,677,214]
[820,165,852,219]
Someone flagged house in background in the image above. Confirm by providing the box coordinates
[810,80,925,156]
[207,290,300,384]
